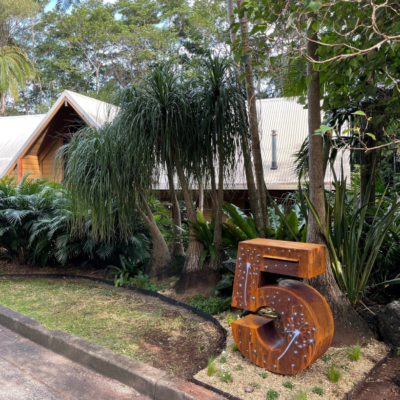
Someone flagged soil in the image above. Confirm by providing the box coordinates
[349,354,400,400]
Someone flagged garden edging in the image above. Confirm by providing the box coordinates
[0,273,229,400]
[0,304,226,400]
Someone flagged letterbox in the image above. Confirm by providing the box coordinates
[231,239,334,375]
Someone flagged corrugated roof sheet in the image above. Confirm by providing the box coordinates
[155,97,350,190]
[256,98,350,190]
[0,94,349,191]
[0,114,46,176]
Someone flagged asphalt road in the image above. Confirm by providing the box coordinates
[0,325,150,400]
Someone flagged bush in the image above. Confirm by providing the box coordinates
[266,389,279,399]
[347,343,361,361]
[282,381,294,389]
[312,387,323,396]
[293,390,307,400]
[327,362,341,383]
[0,175,152,270]
[207,357,216,376]
[188,294,227,315]
[129,272,160,291]
[220,371,232,383]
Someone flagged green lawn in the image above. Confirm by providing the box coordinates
[0,277,206,376]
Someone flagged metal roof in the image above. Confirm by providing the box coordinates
[0,94,349,191]
[257,97,349,191]
[0,91,119,178]
[0,114,46,177]
[155,97,350,191]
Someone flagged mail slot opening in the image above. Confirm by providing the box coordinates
[263,257,300,277]
[258,271,301,288]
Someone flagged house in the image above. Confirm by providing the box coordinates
[0,91,117,181]
[0,92,349,215]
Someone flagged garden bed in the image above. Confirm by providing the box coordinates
[0,277,225,379]
[193,312,389,400]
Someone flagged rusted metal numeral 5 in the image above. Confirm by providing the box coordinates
[231,239,334,375]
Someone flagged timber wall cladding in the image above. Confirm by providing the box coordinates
[231,239,334,375]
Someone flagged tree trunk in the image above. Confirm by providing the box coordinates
[236,0,269,230]
[135,199,171,279]
[211,136,225,271]
[198,178,204,214]
[173,153,220,293]
[0,94,5,114]
[226,0,263,232]
[305,24,372,339]
[167,163,185,258]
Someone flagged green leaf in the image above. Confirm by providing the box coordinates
[240,54,250,64]
[308,1,321,11]
[315,125,333,134]
[352,111,366,116]
[238,73,247,81]
[200,249,208,265]
[365,133,376,140]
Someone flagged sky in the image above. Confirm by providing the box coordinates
[45,0,118,13]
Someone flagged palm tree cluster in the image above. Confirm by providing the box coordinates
[63,56,248,291]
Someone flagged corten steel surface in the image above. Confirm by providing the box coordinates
[231,239,334,375]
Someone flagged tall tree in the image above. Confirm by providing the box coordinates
[229,0,375,336]
[235,0,270,231]
[226,0,263,232]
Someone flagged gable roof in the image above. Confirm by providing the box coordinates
[0,114,46,177]
[0,91,118,177]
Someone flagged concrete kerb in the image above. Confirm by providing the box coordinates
[0,305,226,400]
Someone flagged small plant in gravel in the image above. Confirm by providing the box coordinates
[235,364,243,371]
[327,362,341,382]
[251,383,261,389]
[230,343,239,352]
[293,390,307,400]
[207,357,216,376]
[219,355,227,363]
[260,372,268,379]
[220,371,233,383]
[199,345,205,351]
[347,343,361,361]
[227,314,236,324]
[282,381,294,389]
[341,364,349,370]
[312,386,323,396]
[266,389,279,399]
[321,354,332,362]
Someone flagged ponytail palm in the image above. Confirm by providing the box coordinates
[0,46,34,112]
[197,57,248,269]
[116,65,205,282]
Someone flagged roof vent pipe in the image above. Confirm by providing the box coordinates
[271,130,278,170]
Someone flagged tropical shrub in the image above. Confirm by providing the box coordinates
[0,175,153,272]
[188,294,228,315]
[305,170,400,304]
